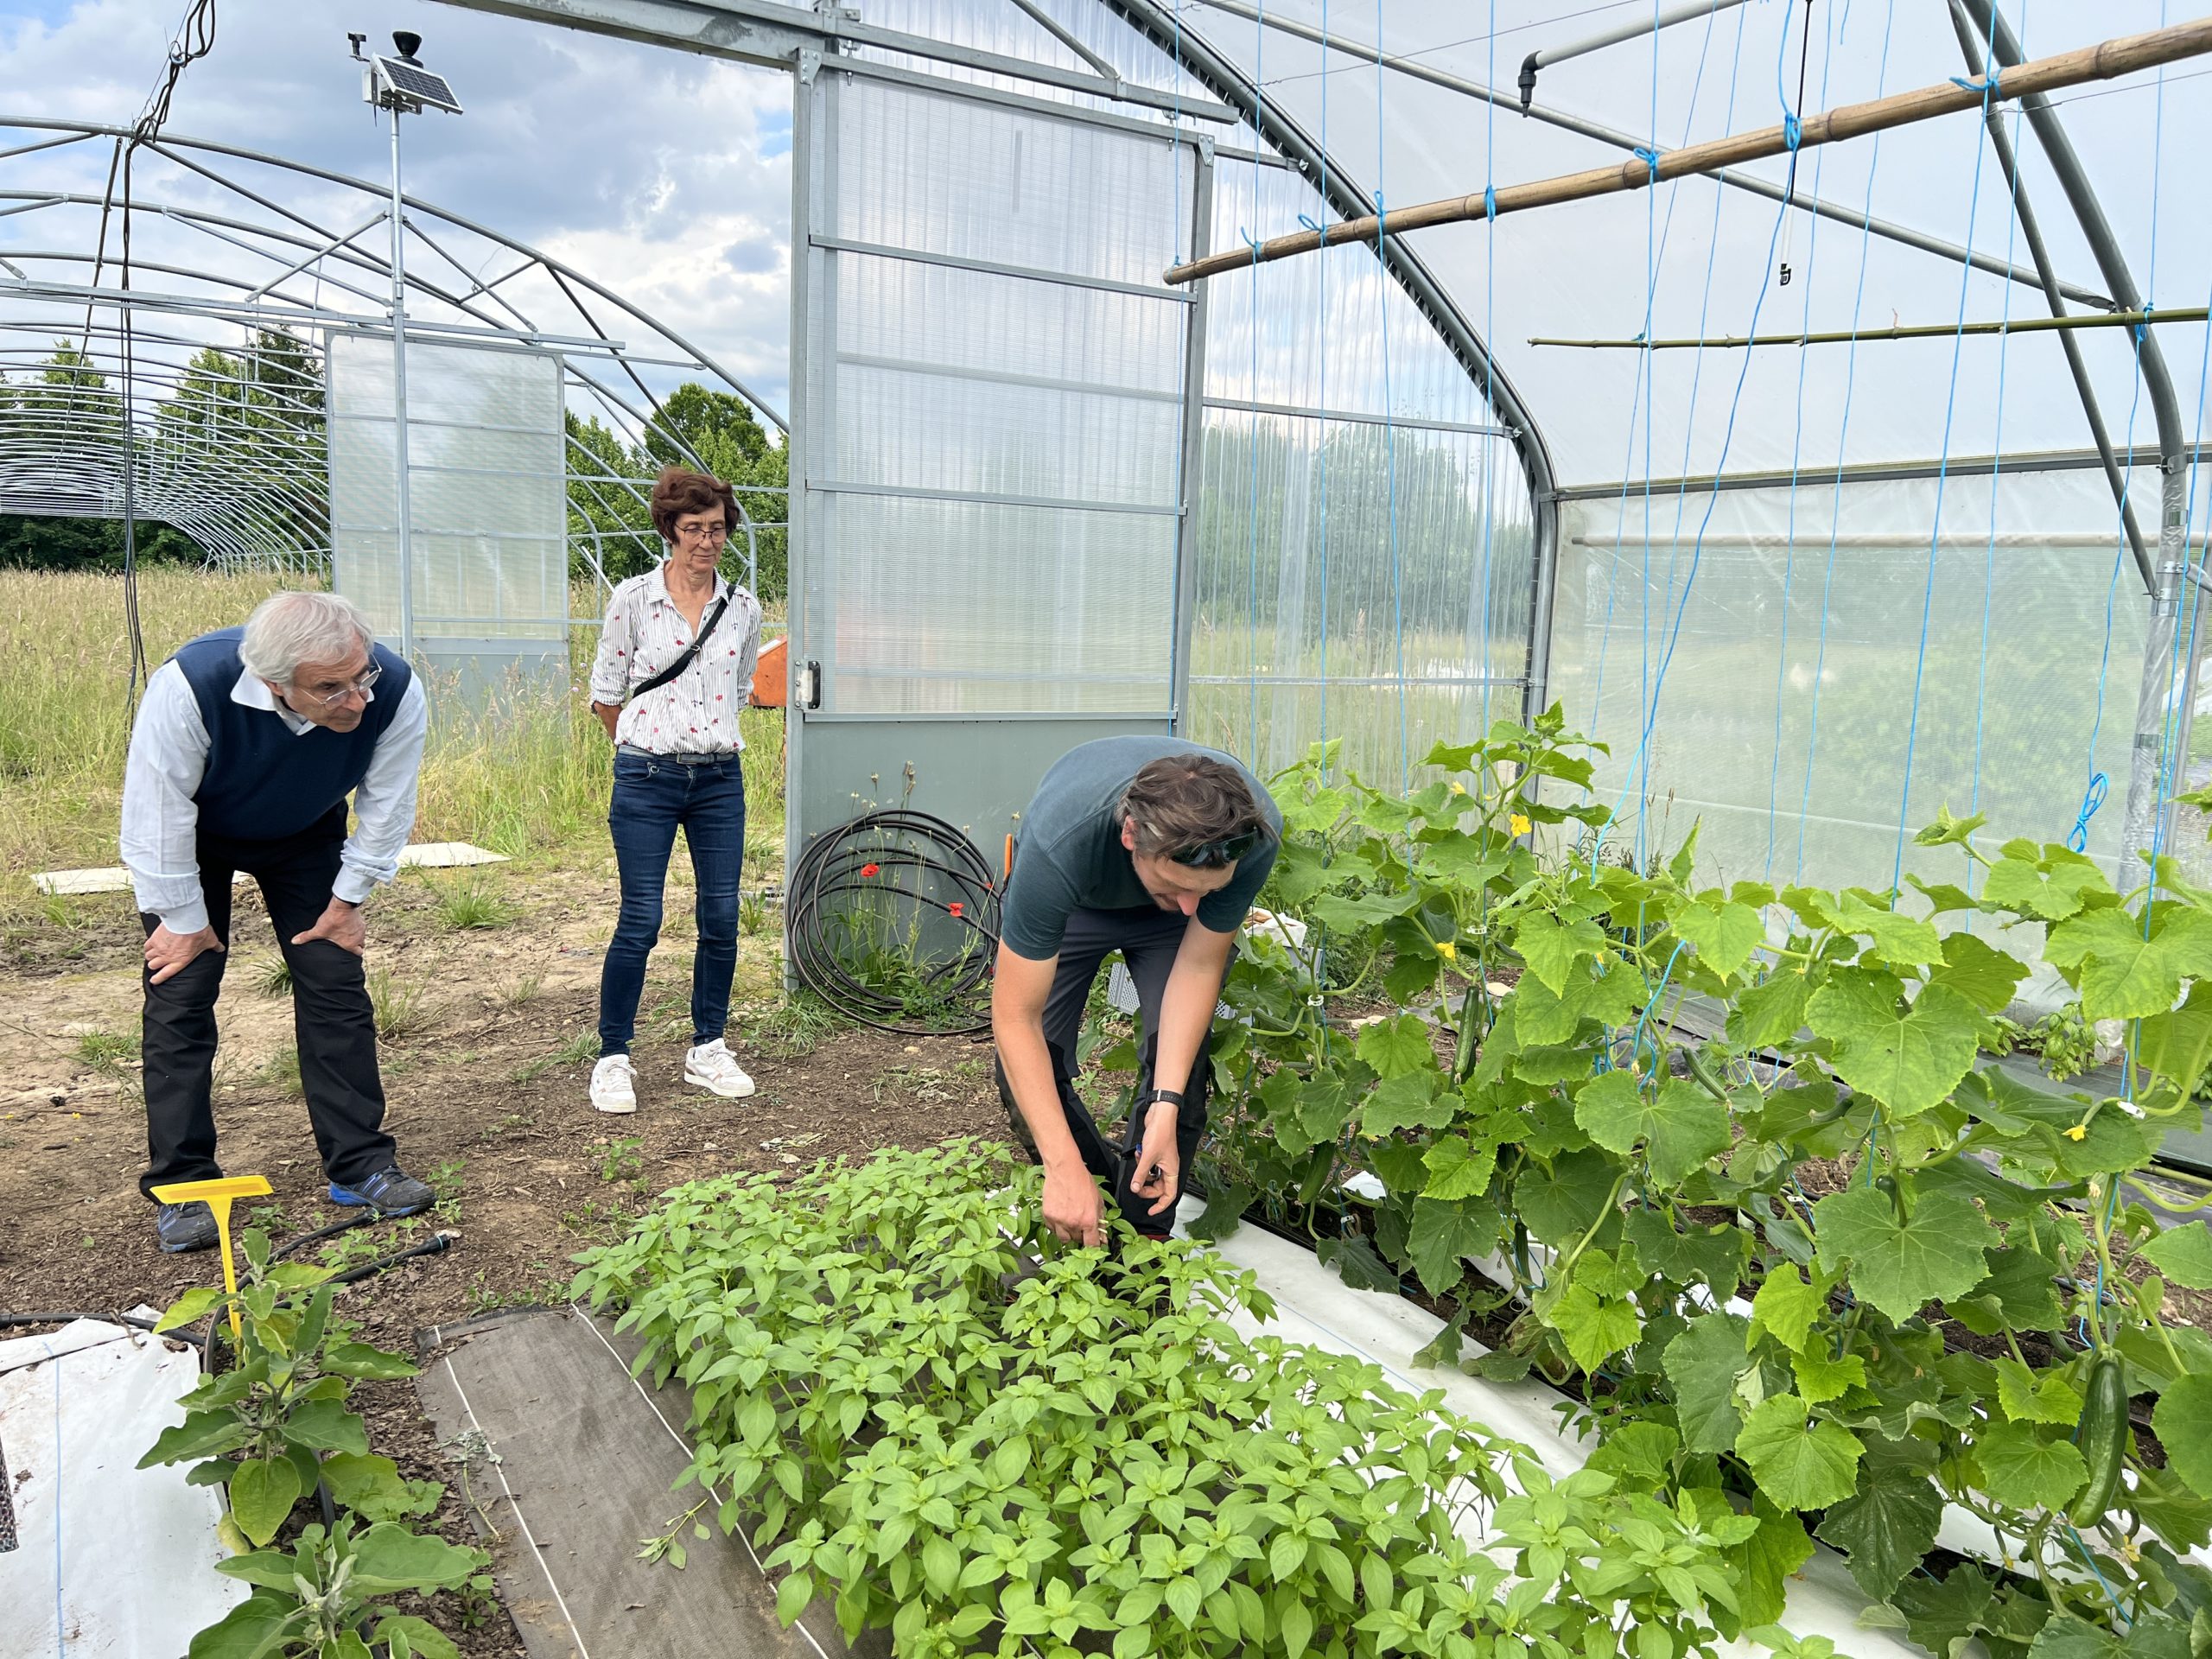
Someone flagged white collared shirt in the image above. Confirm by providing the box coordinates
[588,562,763,755]
[120,661,431,934]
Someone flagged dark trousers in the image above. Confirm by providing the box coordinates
[140,805,396,1200]
[598,749,746,1056]
[995,906,1212,1237]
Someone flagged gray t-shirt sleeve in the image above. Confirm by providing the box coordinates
[1195,837,1278,934]
[1000,843,1084,960]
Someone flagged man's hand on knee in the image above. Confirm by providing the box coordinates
[291,898,365,957]
[1041,1160,1106,1249]
[145,924,224,985]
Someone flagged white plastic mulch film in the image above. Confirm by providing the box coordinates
[327,332,567,645]
[802,72,1198,716]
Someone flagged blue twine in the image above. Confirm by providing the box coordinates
[1628,939,1690,1079]
[1375,51,1408,792]
[1889,0,2004,893]
[2068,773,2109,854]
[1764,0,1841,878]
[1483,184,1497,219]
[1948,74,1999,96]
[1796,0,1898,883]
[1967,90,2031,912]
[1297,213,1321,234]
[1246,3,1264,765]
[2064,1523,2133,1627]
[1632,144,1662,169]
[1782,114,1801,150]
[1314,0,1331,771]
[1480,0,1499,741]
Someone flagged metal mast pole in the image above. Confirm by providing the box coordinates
[388,104,415,663]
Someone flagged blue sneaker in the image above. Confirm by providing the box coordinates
[327,1166,435,1216]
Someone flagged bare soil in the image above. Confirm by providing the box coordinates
[0,858,1005,1654]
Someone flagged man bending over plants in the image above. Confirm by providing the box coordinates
[994,738,1279,1246]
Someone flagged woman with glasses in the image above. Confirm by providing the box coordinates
[585,466,765,1115]
[991,738,1281,1246]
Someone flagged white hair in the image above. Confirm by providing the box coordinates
[239,591,376,686]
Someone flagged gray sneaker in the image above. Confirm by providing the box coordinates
[156,1200,220,1253]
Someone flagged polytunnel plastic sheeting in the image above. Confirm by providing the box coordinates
[844,0,1548,788]
[1175,0,2212,485]
[1544,463,2186,1001]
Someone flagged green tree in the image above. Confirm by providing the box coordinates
[0,343,198,569]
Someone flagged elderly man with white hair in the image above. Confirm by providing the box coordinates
[120,590,434,1253]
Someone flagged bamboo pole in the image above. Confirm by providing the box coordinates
[1529,304,2209,352]
[1163,16,2212,287]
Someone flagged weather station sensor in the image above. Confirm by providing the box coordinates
[359,30,462,115]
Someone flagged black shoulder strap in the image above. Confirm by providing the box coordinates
[628,593,732,702]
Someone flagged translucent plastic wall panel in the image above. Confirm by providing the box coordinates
[1191,153,1535,784]
[1546,468,2169,922]
[1182,2,2212,483]
[836,75,1192,284]
[327,332,566,643]
[816,493,1175,715]
[807,73,1198,715]
[1191,410,1531,780]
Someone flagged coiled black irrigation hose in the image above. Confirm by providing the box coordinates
[788,809,1002,1034]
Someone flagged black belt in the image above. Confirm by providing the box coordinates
[617,745,736,765]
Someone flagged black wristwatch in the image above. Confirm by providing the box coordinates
[1142,1088,1185,1113]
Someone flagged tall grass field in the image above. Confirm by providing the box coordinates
[0,568,785,880]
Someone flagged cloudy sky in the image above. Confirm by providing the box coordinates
[0,0,797,413]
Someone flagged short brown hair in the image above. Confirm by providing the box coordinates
[1121,755,1268,859]
[649,465,738,543]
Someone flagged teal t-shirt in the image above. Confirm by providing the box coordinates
[1000,736,1281,961]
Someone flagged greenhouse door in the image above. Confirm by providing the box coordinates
[785,62,1211,874]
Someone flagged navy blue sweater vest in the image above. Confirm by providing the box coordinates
[172,626,410,843]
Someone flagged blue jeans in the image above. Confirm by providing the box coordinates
[598,750,746,1056]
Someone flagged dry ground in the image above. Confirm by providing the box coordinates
[0,855,1006,1654]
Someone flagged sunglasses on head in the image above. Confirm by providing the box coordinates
[1168,828,1264,868]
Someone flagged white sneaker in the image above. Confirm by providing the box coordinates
[590,1053,638,1115]
[684,1039,755,1098]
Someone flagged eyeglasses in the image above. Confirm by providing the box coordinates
[1168,827,1265,869]
[674,522,730,543]
[294,664,382,708]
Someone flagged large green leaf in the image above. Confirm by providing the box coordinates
[346,1522,484,1595]
[1405,1198,1497,1298]
[321,1340,419,1381]
[1736,1394,1865,1510]
[1972,1420,2086,1511]
[1513,911,1609,996]
[1726,1500,1814,1628]
[2025,1611,2193,1659]
[1814,1474,1942,1599]
[1727,970,1812,1048]
[1362,1072,1455,1136]
[377,1616,462,1659]
[1673,899,1764,979]
[1828,892,1943,969]
[1512,1148,1619,1249]
[1749,1267,1822,1357]
[1185,1184,1252,1243]
[282,1399,370,1456]
[1543,1279,1642,1372]
[1928,933,2028,1015]
[185,1592,299,1659]
[1572,1071,1729,1185]
[1805,971,1979,1118]
[1980,848,2107,922]
[1662,1313,1752,1455]
[226,1455,302,1548]
[2140,1220,2212,1290]
[137,1409,251,1469]
[1421,1134,1497,1202]
[2153,1374,2212,1501]
[1317,1234,1402,1293]
[2137,982,2212,1100]
[1623,1210,1745,1293]
[1991,1357,2082,1427]
[2044,906,2212,1021]
[318,1451,441,1522]
[1811,1185,1997,1325]
[1352,1014,1436,1081]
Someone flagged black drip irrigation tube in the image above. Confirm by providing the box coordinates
[788,809,1003,1034]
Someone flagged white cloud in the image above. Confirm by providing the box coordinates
[0,0,796,413]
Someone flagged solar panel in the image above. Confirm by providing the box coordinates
[373,57,462,114]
